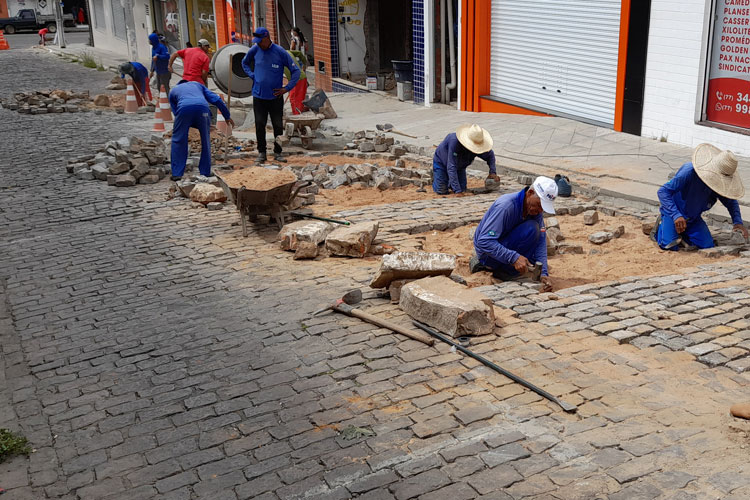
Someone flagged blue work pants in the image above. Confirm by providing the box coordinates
[478,220,540,277]
[656,215,714,250]
[170,103,212,178]
[432,159,467,195]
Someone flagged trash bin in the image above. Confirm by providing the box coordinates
[391,60,413,83]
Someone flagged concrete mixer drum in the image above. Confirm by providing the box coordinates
[210,43,253,98]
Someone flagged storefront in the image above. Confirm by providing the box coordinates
[152,0,188,51]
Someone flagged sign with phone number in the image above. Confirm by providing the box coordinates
[705,1,750,128]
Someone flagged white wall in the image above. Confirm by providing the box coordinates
[91,0,151,65]
[642,0,750,155]
[337,0,367,76]
[7,0,55,16]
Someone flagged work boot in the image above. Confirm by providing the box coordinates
[255,153,267,165]
[469,255,490,274]
[273,153,287,163]
[679,239,697,252]
[170,175,182,181]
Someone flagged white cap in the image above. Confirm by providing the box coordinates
[532,176,557,214]
[198,39,211,47]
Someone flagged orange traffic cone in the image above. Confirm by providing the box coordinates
[0,30,10,50]
[216,94,232,136]
[124,78,138,114]
[151,105,165,133]
[158,85,172,122]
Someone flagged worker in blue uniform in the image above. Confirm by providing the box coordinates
[471,177,558,292]
[433,124,499,194]
[168,80,234,181]
[148,32,172,94]
[119,61,152,106]
[241,27,300,164]
[656,143,747,250]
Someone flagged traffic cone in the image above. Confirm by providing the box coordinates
[158,85,172,122]
[151,105,165,133]
[0,30,10,51]
[124,78,138,114]
[216,93,232,136]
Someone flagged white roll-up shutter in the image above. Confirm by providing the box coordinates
[489,0,622,127]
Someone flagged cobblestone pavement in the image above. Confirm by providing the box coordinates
[2,49,750,500]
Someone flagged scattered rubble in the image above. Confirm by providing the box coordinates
[370,251,456,288]
[0,89,92,114]
[399,276,496,337]
[279,220,334,251]
[66,136,170,187]
[588,231,614,245]
[583,210,599,225]
[189,183,227,204]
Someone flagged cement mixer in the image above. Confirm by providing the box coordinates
[210,43,253,98]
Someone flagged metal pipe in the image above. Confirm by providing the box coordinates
[292,0,296,27]
[445,0,457,98]
[412,320,578,413]
[440,0,446,103]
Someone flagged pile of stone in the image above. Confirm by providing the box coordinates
[164,129,256,161]
[106,76,127,91]
[278,219,387,260]
[66,136,169,186]
[0,89,92,114]
[287,159,431,192]
[170,177,228,210]
[348,130,408,157]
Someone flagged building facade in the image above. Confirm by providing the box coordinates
[460,0,750,155]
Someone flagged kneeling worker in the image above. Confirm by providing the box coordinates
[656,143,747,250]
[168,80,234,181]
[471,177,558,292]
[433,124,499,195]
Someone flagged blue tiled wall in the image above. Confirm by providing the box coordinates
[412,0,425,104]
[329,0,339,78]
[332,81,370,93]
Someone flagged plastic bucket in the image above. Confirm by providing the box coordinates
[391,60,413,83]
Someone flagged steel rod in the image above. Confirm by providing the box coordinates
[412,320,577,412]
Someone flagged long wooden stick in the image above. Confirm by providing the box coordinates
[334,303,434,346]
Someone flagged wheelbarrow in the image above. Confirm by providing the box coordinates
[215,171,311,235]
[281,113,325,149]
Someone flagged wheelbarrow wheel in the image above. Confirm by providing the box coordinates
[303,125,313,137]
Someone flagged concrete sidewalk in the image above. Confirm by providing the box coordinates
[322,92,750,221]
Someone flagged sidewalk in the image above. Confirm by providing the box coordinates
[322,92,750,222]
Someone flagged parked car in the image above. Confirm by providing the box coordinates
[0,8,75,34]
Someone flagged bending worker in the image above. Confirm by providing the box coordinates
[656,143,747,250]
[471,177,558,292]
[168,80,234,181]
[433,124,499,194]
[119,62,152,106]
[241,27,300,164]
[168,39,211,85]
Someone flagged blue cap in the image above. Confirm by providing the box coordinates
[252,27,270,44]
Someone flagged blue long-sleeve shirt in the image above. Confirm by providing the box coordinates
[121,62,149,87]
[168,81,230,119]
[473,188,548,276]
[241,43,300,100]
[658,162,742,225]
[434,133,496,194]
[149,33,170,74]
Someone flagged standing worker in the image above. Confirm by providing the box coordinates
[241,27,300,164]
[655,143,747,250]
[148,33,171,94]
[433,124,500,195]
[168,39,211,85]
[168,80,235,181]
[119,62,152,106]
[286,49,308,115]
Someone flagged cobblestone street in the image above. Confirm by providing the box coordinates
[1,49,750,499]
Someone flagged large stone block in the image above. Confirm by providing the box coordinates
[370,251,456,289]
[325,221,379,258]
[278,220,334,251]
[399,276,495,337]
[189,183,227,204]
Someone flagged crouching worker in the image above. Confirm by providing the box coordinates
[433,124,499,195]
[471,177,558,292]
[168,80,234,181]
[656,143,747,250]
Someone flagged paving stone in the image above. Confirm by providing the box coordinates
[466,466,523,494]
[608,457,660,484]
[479,443,531,467]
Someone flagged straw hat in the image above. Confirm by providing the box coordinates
[692,143,744,200]
[456,124,493,154]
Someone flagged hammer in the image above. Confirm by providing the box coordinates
[313,290,434,346]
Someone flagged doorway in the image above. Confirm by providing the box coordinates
[621,0,651,135]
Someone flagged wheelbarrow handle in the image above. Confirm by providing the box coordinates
[288,181,312,203]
